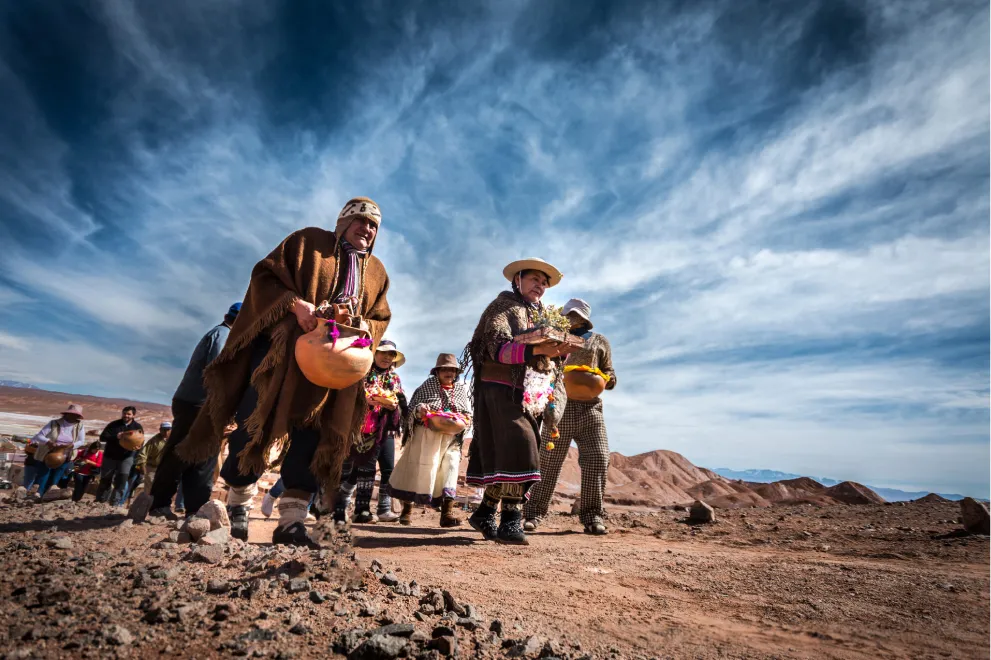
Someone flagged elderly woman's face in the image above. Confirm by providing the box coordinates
[374,351,396,369]
[515,270,550,303]
[343,217,378,251]
[435,367,458,385]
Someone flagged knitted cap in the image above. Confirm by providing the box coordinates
[334,197,383,252]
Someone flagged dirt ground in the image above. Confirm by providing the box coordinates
[341,500,989,659]
[0,495,986,659]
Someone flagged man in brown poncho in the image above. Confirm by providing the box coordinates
[176,197,391,547]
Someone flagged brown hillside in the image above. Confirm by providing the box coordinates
[825,481,886,505]
[0,386,171,428]
[915,493,950,503]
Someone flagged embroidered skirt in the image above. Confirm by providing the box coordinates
[465,381,541,488]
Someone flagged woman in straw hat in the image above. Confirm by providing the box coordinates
[389,353,473,527]
[175,197,391,547]
[461,258,574,545]
[333,339,408,525]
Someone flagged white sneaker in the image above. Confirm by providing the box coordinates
[261,492,276,518]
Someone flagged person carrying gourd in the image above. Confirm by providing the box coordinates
[389,353,473,527]
[523,298,617,535]
[28,403,87,497]
[174,197,391,547]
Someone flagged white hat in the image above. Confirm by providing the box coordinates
[376,339,406,368]
[502,258,563,288]
[562,298,593,330]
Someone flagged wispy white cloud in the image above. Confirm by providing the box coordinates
[0,0,986,495]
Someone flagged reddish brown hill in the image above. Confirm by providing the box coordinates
[824,481,886,505]
[915,493,950,504]
[0,386,171,428]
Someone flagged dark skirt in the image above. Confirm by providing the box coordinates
[465,381,541,488]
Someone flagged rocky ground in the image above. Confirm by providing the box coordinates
[0,494,987,659]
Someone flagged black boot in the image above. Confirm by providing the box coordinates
[228,505,249,541]
[496,508,528,545]
[272,521,320,549]
[468,502,498,541]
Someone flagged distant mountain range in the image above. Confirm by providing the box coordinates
[712,468,967,502]
[0,380,39,390]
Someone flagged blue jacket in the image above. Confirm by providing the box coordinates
[173,323,231,405]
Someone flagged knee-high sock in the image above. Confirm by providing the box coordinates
[277,496,309,527]
[227,483,257,508]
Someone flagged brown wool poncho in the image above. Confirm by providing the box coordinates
[176,222,391,497]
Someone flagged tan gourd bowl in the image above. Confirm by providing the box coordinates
[43,448,68,468]
[295,322,374,390]
[564,371,606,401]
[119,430,146,452]
[427,416,468,435]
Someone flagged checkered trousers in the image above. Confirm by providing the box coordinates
[524,398,610,526]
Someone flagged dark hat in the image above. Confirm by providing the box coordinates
[430,353,462,375]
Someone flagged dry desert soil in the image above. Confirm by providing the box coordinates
[0,494,986,660]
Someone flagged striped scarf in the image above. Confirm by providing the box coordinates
[332,240,367,310]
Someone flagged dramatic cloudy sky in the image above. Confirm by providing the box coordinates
[0,1,987,496]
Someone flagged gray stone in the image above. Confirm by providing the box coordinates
[455,618,479,631]
[46,537,73,550]
[359,603,380,617]
[288,578,310,594]
[289,622,310,635]
[442,590,466,616]
[196,499,232,530]
[127,492,154,523]
[349,633,407,660]
[190,545,225,564]
[960,497,990,535]
[380,572,400,587]
[309,590,327,604]
[184,517,212,541]
[198,526,231,546]
[489,619,504,635]
[104,624,134,646]
[463,604,480,620]
[689,500,715,524]
[372,623,415,638]
[334,629,368,655]
[206,579,231,594]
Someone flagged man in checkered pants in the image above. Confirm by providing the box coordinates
[524,298,617,535]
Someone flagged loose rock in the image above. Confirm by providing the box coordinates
[206,579,231,594]
[190,545,225,564]
[196,499,232,530]
[198,526,231,546]
[960,498,990,535]
[184,517,212,541]
[689,500,716,523]
[349,633,407,660]
[127,492,153,522]
[104,624,134,646]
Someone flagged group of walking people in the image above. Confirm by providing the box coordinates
[22,405,180,509]
[24,195,617,548]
